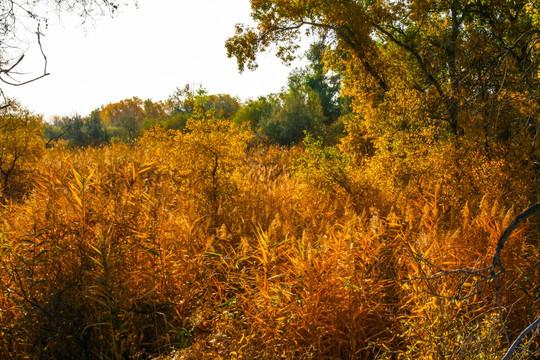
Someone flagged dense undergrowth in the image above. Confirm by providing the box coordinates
[0,115,539,359]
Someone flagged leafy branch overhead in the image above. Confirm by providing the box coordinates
[227,0,538,136]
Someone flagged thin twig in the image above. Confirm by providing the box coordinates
[0,22,50,86]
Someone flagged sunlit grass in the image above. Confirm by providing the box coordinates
[0,125,538,359]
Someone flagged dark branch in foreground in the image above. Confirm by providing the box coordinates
[493,202,540,359]
[45,124,72,147]
[502,316,540,360]
[407,202,540,357]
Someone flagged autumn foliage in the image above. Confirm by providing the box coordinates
[0,0,539,358]
[0,101,537,359]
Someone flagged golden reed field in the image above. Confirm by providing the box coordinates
[0,114,538,359]
[0,1,538,357]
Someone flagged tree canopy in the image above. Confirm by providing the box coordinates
[227,0,539,202]
[227,0,538,134]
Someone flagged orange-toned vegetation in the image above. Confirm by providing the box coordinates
[0,109,538,359]
[1,0,538,358]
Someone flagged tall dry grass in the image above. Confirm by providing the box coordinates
[0,123,538,359]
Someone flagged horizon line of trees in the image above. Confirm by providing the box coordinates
[43,43,349,148]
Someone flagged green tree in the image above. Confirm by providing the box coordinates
[234,43,348,145]
[56,115,86,145]
[233,96,275,130]
[259,88,324,145]
[302,42,344,126]
[49,111,109,147]
[85,109,110,146]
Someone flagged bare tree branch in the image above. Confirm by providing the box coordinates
[502,316,540,360]
[407,202,540,356]
[491,202,540,299]
[0,0,132,106]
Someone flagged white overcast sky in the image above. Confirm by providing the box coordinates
[7,0,309,119]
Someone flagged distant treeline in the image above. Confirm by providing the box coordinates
[45,44,349,148]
